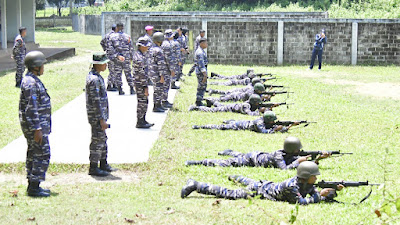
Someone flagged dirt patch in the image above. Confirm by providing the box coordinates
[322,79,400,100]
[0,170,139,187]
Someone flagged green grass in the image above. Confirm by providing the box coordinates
[0,27,103,148]
[1,62,400,224]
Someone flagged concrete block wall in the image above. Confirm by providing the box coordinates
[35,16,72,28]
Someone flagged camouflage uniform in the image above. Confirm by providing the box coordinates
[194,117,288,134]
[101,30,116,87]
[171,38,182,80]
[210,72,249,80]
[161,39,176,102]
[195,47,208,103]
[144,34,154,84]
[177,34,188,65]
[132,50,149,119]
[108,32,134,88]
[188,35,202,75]
[208,84,253,96]
[192,176,324,204]
[194,150,300,169]
[13,34,27,86]
[149,45,168,106]
[190,101,261,116]
[206,88,255,103]
[19,72,52,183]
[86,69,109,164]
[209,77,251,86]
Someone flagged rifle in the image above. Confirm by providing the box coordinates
[262,91,294,95]
[261,77,277,82]
[316,180,380,190]
[264,84,284,88]
[316,180,380,204]
[274,120,317,126]
[259,102,294,108]
[294,150,352,160]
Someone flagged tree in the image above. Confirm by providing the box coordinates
[88,0,96,6]
[47,0,68,16]
[36,0,46,10]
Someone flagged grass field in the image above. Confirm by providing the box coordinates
[1,28,400,224]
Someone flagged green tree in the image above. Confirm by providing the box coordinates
[36,0,46,10]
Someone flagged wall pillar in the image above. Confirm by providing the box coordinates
[1,0,7,49]
[277,21,284,65]
[202,19,207,53]
[16,0,21,28]
[351,22,358,65]
[126,16,131,38]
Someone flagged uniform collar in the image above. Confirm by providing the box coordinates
[91,69,102,76]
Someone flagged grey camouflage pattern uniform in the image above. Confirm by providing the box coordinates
[86,69,109,164]
[195,149,300,168]
[195,117,288,134]
[132,50,149,119]
[207,88,255,103]
[188,35,202,74]
[209,84,253,95]
[144,34,153,75]
[19,72,51,183]
[101,30,116,86]
[209,77,251,86]
[108,32,134,88]
[210,72,249,80]
[190,101,261,116]
[161,39,176,101]
[171,38,182,79]
[195,176,324,204]
[195,47,208,102]
[149,45,168,106]
[13,34,26,84]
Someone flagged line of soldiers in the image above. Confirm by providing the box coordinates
[181,68,375,205]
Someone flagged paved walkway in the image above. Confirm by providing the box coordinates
[0,81,177,164]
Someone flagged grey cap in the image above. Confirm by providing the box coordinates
[25,51,47,68]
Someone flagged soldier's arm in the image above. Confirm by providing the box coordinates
[197,53,207,73]
[107,38,119,61]
[290,187,323,205]
[133,58,148,88]
[23,83,42,130]
[13,39,23,57]
[274,153,300,170]
[88,79,107,121]
[100,38,107,51]
[243,105,260,116]
[156,51,167,78]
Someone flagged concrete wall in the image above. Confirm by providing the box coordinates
[71,14,101,35]
[35,16,72,28]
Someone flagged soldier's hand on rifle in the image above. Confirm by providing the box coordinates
[297,155,311,163]
[160,75,165,84]
[317,151,331,160]
[274,125,284,131]
[320,188,336,197]
[100,119,109,131]
[118,55,125,62]
[273,104,281,108]
[144,87,149,97]
[337,184,344,191]
[34,129,43,145]
[259,107,266,113]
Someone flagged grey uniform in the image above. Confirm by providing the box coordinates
[206,88,255,103]
[101,30,116,87]
[209,77,251,86]
[19,72,52,183]
[161,39,176,102]
[149,45,169,106]
[188,35,202,75]
[86,69,109,164]
[13,34,27,85]
[190,101,261,116]
[195,47,208,102]
[132,50,149,119]
[108,31,134,88]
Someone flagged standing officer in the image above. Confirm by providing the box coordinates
[19,51,51,197]
[181,161,343,205]
[100,24,117,91]
[171,32,182,88]
[86,53,117,177]
[133,37,154,129]
[161,29,177,108]
[177,27,189,76]
[12,27,27,88]
[144,25,154,86]
[149,32,167,112]
[188,30,205,76]
[194,38,208,106]
[108,23,135,95]
[309,29,327,70]
[144,25,154,45]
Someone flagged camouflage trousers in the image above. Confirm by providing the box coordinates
[199,152,265,167]
[163,73,171,102]
[191,103,235,113]
[23,131,51,182]
[151,76,164,106]
[135,85,148,119]
[89,122,108,163]
[198,120,251,131]
[196,73,208,102]
[196,176,264,200]
[15,57,25,84]
[107,61,116,86]
[114,60,134,88]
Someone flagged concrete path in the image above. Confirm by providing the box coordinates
[0,80,177,164]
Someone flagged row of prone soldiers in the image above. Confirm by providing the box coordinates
[181,69,378,204]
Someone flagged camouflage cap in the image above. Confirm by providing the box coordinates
[263,111,277,123]
[165,29,174,38]
[136,37,152,47]
[90,52,109,64]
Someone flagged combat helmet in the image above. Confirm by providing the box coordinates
[283,137,302,154]
[153,32,164,43]
[254,83,265,93]
[25,51,47,69]
[249,94,261,106]
[263,111,277,123]
[297,161,320,179]
[251,77,261,86]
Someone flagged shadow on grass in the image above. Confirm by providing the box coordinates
[36,27,75,33]
[0,70,13,78]
[90,174,122,181]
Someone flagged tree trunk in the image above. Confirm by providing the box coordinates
[58,7,61,17]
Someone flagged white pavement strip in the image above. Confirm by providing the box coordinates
[0,81,177,164]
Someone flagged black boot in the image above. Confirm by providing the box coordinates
[27,181,50,197]
[218,149,233,156]
[118,87,125,95]
[192,125,201,129]
[185,160,203,166]
[100,160,118,172]
[171,82,180,89]
[15,80,21,88]
[130,86,136,95]
[107,85,117,92]
[195,101,204,107]
[205,99,213,107]
[89,162,110,176]
[143,115,154,127]
[210,72,217,78]
[136,117,154,129]
[162,101,173,109]
[153,104,166,112]
[181,179,199,198]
